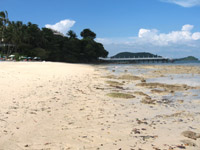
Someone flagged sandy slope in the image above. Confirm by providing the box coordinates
[0,62,200,150]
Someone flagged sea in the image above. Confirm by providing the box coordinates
[105,61,200,109]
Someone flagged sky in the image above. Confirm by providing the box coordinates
[1,0,200,58]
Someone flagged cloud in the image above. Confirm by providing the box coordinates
[97,24,200,46]
[192,32,200,40]
[161,0,200,7]
[45,19,75,34]
[181,24,194,31]
[137,24,200,46]
[96,24,200,58]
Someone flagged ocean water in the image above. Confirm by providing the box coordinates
[106,61,200,74]
[147,74,200,86]
[106,61,200,104]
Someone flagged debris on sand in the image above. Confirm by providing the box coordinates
[136,118,148,125]
[133,135,158,141]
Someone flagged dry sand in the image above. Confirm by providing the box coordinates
[0,62,200,150]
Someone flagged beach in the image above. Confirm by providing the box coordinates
[0,62,200,150]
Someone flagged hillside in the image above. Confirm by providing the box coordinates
[111,52,161,58]
[175,56,199,61]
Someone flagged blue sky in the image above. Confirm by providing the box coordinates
[1,0,200,58]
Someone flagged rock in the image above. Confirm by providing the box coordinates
[134,91,150,97]
[161,98,172,104]
[141,97,156,105]
[177,100,184,104]
[181,139,196,147]
[136,118,148,125]
[176,145,186,149]
[136,82,191,92]
[107,92,135,99]
[118,74,142,80]
[182,131,200,140]
[141,79,146,83]
[151,89,165,94]
[132,128,140,134]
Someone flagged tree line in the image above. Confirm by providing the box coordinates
[0,10,108,62]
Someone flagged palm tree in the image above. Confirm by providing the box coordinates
[0,10,9,43]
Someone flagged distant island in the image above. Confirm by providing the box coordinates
[174,56,199,62]
[111,52,161,58]
[98,52,170,63]
[104,52,199,64]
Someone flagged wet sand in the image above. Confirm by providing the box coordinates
[0,62,200,150]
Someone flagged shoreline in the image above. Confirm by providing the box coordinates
[0,62,199,149]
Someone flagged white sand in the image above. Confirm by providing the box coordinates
[0,62,200,150]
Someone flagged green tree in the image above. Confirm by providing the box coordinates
[0,10,9,43]
[0,10,109,62]
[67,30,77,39]
[30,47,48,60]
[5,21,31,55]
[26,22,43,47]
[80,28,96,40]
[80,39,108,62]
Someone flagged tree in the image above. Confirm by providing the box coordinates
[30,47,48,60]
[0,10,9,43]
[5,21,31,55]
[67,30,77,39]
[0,10,109,62]
[80,28,96,40]
[26,22,43,47]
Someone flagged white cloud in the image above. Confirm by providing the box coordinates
[137,24,200,46]
[96,24,200,58]
[45,19,75,34]
[192,32,200,40]
[97,24,200,46]
[182,24,194,31]
[138,29,158,38]
[161,0,200,7]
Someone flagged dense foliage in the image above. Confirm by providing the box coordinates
[0,10,108,62]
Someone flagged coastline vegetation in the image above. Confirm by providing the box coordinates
[0,10,108,62]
